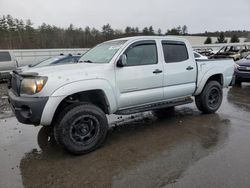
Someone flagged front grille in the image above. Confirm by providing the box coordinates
[238,66,250,72]
[11,73,21,95]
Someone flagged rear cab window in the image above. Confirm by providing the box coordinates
[162,41,189,63]
[0,52,11,62]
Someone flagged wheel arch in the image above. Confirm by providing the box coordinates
[40,79,117,126]
[195,72,224,95]
[51,89,110,124]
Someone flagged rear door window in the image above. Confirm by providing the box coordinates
[0,52,11,62]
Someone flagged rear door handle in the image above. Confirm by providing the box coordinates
[186,66,194,71]
[153,69,163,74]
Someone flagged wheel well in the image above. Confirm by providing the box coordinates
[52,90,109,124]
[207,74,223,86]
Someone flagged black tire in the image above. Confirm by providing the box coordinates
[54,103,108,155]
[195,81,223,114]
[37,126,55,150]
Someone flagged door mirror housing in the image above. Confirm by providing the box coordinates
[117,54,127,67]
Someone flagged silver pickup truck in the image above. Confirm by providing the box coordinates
[8,36,234,155]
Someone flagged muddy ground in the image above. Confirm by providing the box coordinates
[0,83,12,119]
[0,83,250,188]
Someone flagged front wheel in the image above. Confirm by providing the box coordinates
[37,127,55,150]
[195,81,223,114]
[54,103,108,155]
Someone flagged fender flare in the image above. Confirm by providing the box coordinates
[195,67,224,95]
[40,79,117,126]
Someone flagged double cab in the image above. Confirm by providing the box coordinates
[8,36,234,155]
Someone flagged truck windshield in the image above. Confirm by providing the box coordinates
[78,40,127,63]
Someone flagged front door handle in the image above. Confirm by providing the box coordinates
[186,66,194,71]
[153,69,163,74]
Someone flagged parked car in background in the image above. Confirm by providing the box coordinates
[232,53,250,86]
[0,50,17,80]
[9,48,87,67]
[1,51,82,80]
[25,54,81,69]
[194,48,215,57]
[194,51,208,60]
[19,54,81,71]
[241,50,250,59]
[211,45,250,61]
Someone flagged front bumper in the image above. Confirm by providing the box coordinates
[8,89,48,125]
[234,69,250,82]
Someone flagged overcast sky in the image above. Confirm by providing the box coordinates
[0,0,249,33]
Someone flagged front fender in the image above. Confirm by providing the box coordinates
[52,79,117,111]
[40,79,117,126]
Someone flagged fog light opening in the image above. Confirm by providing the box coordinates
[20,105,32,118]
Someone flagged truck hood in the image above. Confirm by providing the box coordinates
[16,63,114,97]
[21,63,107,77]
[236,58,250,66]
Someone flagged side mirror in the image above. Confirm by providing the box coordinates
[117,54,127,67]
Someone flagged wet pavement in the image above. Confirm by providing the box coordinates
[0,83,12,119]
[0,84,250,188]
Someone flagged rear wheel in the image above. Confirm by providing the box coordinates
[195,81,223,114]
[54,103,108,155]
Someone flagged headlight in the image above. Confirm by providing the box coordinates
[20,76,47,95]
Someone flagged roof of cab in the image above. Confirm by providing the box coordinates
[109,36,189,43]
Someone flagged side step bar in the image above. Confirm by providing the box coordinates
[115,97,193,115]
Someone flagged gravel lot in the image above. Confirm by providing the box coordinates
[1,83,250,188]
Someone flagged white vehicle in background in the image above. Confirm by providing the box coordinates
[194,51,208,60]
[194,48,215,57]
[0,48,88,80]
[0,50,17,80]
[19,54,82,71]
[8,36,234,155]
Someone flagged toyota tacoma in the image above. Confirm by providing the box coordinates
[8,36,234,154]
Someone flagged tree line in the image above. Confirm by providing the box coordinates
[195,30,250,44]
[0,15,190,49]
[204,32,242,44]
[0,14,249,49]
